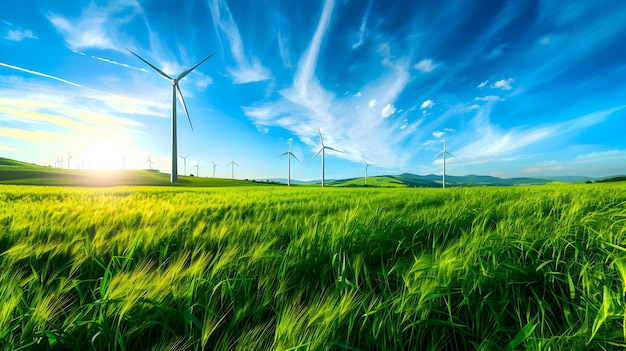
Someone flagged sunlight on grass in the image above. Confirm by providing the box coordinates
[1,183,626,349]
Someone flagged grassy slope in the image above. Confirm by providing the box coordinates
[0,157,268,187]
[2,183,626,350]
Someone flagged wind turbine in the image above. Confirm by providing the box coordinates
[67,153,73,170]
[211,161,218,178]
[121,156,126,169]
[128,49,215,183]
[311,126,342,187]
[146,154,154,170]
[433,138,459,188]
[363,158,376,186]
[57,156,64,169]
[277,138,301,186]
[194,161,200,177]
[227,155,239,180]
[179,153,190,176]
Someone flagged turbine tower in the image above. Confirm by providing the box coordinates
[146,154,154,170]
[363,158,376,186]
[311,126,342,187]
[57,156,64,169]
[128,49,215,183]
[179,153,190,176]
[433,138,459,188]
[67,153,73,170]
[211,161,218,178]
[227,155,239,180]
[277,138,301,186]
[194,161,200,177]
[121,156,126,169]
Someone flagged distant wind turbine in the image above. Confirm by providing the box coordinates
[227,155,239,180]
[67,153,73,170]
[311,126,342,187]
[363,158,376,186]
[211,161,218,178]
[121,156,126,169]
[277,138,301,186]
[57,156,64,169]
[179,153,190,176]
[146,154,154,170]
[128,49,215,183]
[433,138,459,188]
[194,161,200,177]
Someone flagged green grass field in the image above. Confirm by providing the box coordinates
[1,183,626,350]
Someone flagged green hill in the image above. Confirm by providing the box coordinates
[0,157,268,187]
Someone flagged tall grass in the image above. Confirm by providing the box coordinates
[1,183,625,350]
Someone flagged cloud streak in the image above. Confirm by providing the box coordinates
[0,61,85,88]
[47,0,142,52]
[209,0,272,84]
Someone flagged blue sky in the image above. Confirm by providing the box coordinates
[1,0,626,180]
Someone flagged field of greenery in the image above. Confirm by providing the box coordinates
[1,183,626,350]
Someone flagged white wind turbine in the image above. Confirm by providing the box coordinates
[433,138,459,188]
[227,155,239,180]
[363,158,376,186]
[311,126,342,187]
[121,156,126,169]
[128,49,215,183]
[194,161,200,177]
[146,154,154,170]
[67,153,73,170]
[277,138,301,186]
[179,153,190,176]
[57,156,64,169]
[211,161,218,178]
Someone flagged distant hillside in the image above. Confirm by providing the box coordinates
[0,157,269,187]
[596,176,626,183]
[330,173,555,188]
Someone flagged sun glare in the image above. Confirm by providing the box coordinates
[82,140,125,170]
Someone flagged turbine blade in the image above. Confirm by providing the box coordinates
[276,152,289,158]
[325,146,343,153]
[433,151,444,159]
[446,151,460,161]
[311,148,323,161]
[177,52,216,80]
[127,49,172,80]
[318,126,324,147]
[176,84,194,132]
[291,153,302,164]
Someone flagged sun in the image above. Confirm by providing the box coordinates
[82,139,124,170]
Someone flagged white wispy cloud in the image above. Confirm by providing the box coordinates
[477,80,488,88]
[457,104,626,159]
[414,58,437,73]
[474,95,502,102]
[420,99,435,109]
[432,131,444,138]
[352,2,372,49]
[90,55,148,72]
[4,29,38,41]
[243,0,417,168]
[47,0,142,52]
[0,61,85,88]
[209,0,272,84]
[492,78,513,90]
[381,104,396,118]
